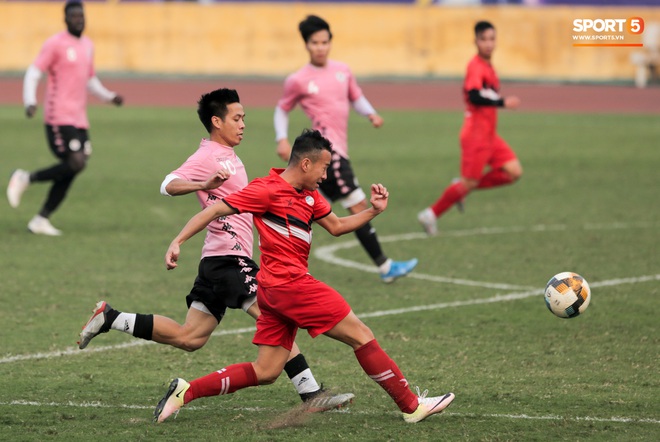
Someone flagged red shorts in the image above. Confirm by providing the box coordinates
[252,274,351,351]
[460,130,517,180]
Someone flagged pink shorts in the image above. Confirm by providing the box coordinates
[460,132,517,180]
[252,274,351,351]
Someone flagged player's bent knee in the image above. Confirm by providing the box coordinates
[175,337,209,352]
[255,368,282,385]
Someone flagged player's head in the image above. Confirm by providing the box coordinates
[289,129,332,190]
[299,15,332,67]
[197,88,245,147]
[64,1,85,37]
[474,21,496,60]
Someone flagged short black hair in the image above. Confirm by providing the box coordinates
[65,1,83,14]
[299,15,333,43]
[475,21,495,37]
[197,88,240,133]
[289,129,332,165]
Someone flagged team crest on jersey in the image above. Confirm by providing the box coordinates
[335,71,346,83]
[66,47,77,62]
[305,196,314,206]
[307,80,319,95]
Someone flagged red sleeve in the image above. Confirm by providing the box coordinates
[223,178,270,216]
[463,59,484,92]
[313,191,332,220]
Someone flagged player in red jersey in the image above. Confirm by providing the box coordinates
[7,1,123,236]
[154,129,455,424]
[418,21,522,236]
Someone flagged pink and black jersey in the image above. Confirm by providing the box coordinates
[170,138,253,260]
[33,31,95,128]
[462,55,501,136]
[223,168,332,288]
[277,60,363,159]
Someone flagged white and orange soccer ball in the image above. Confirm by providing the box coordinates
[544,272,591,318]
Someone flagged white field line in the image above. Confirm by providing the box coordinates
[0,327,256,364]
[1,275,658,365]
[360,274,660,319]
[0,400,658,425]
[313,221,656,290]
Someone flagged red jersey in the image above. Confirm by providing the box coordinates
[223,168,332,288]
[462,55,500,136]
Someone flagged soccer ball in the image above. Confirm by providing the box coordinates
[544,272,591,318]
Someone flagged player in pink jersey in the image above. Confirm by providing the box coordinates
[274,15,417,283]
[6,1,123,236]
[77,89,353,412]
[154,129,455,424]
[417,21,522,236]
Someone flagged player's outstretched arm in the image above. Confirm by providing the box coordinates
[315,184,388,236]
[87,76,123,106]
[352,95,383,128]
[162,168,231,197]
[165,201,238,269]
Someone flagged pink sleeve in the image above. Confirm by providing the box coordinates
[33,39,56,72]
[223,179,270,216]
[170,151,209,182]
[277,75,301,112]
[88,42,96,78]
[463,61,483,91]
[347,68,363,102]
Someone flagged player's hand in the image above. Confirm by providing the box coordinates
[165,242,180,270]
[504,96,520,109]
[204,167,231,190]
[369,114,384,128]
[369,183,389,213]
[276,139,292,162]
[25,105,37,118]
[112,95,124,106]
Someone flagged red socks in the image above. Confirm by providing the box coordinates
[431,171,515,217]
[185,362,258,404]
[354,340,418,414]
[182,344,419,415]
[431,180,469,217]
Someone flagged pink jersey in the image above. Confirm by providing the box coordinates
[170,138,254,260]
[277,60,363,159]
[223,168,332,288]
[33,31,95,129]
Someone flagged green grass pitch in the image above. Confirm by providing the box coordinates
[0,103,658,441]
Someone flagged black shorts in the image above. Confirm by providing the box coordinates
[186,255,259,322]
[319,152,362,203]
[45,125,90,159]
